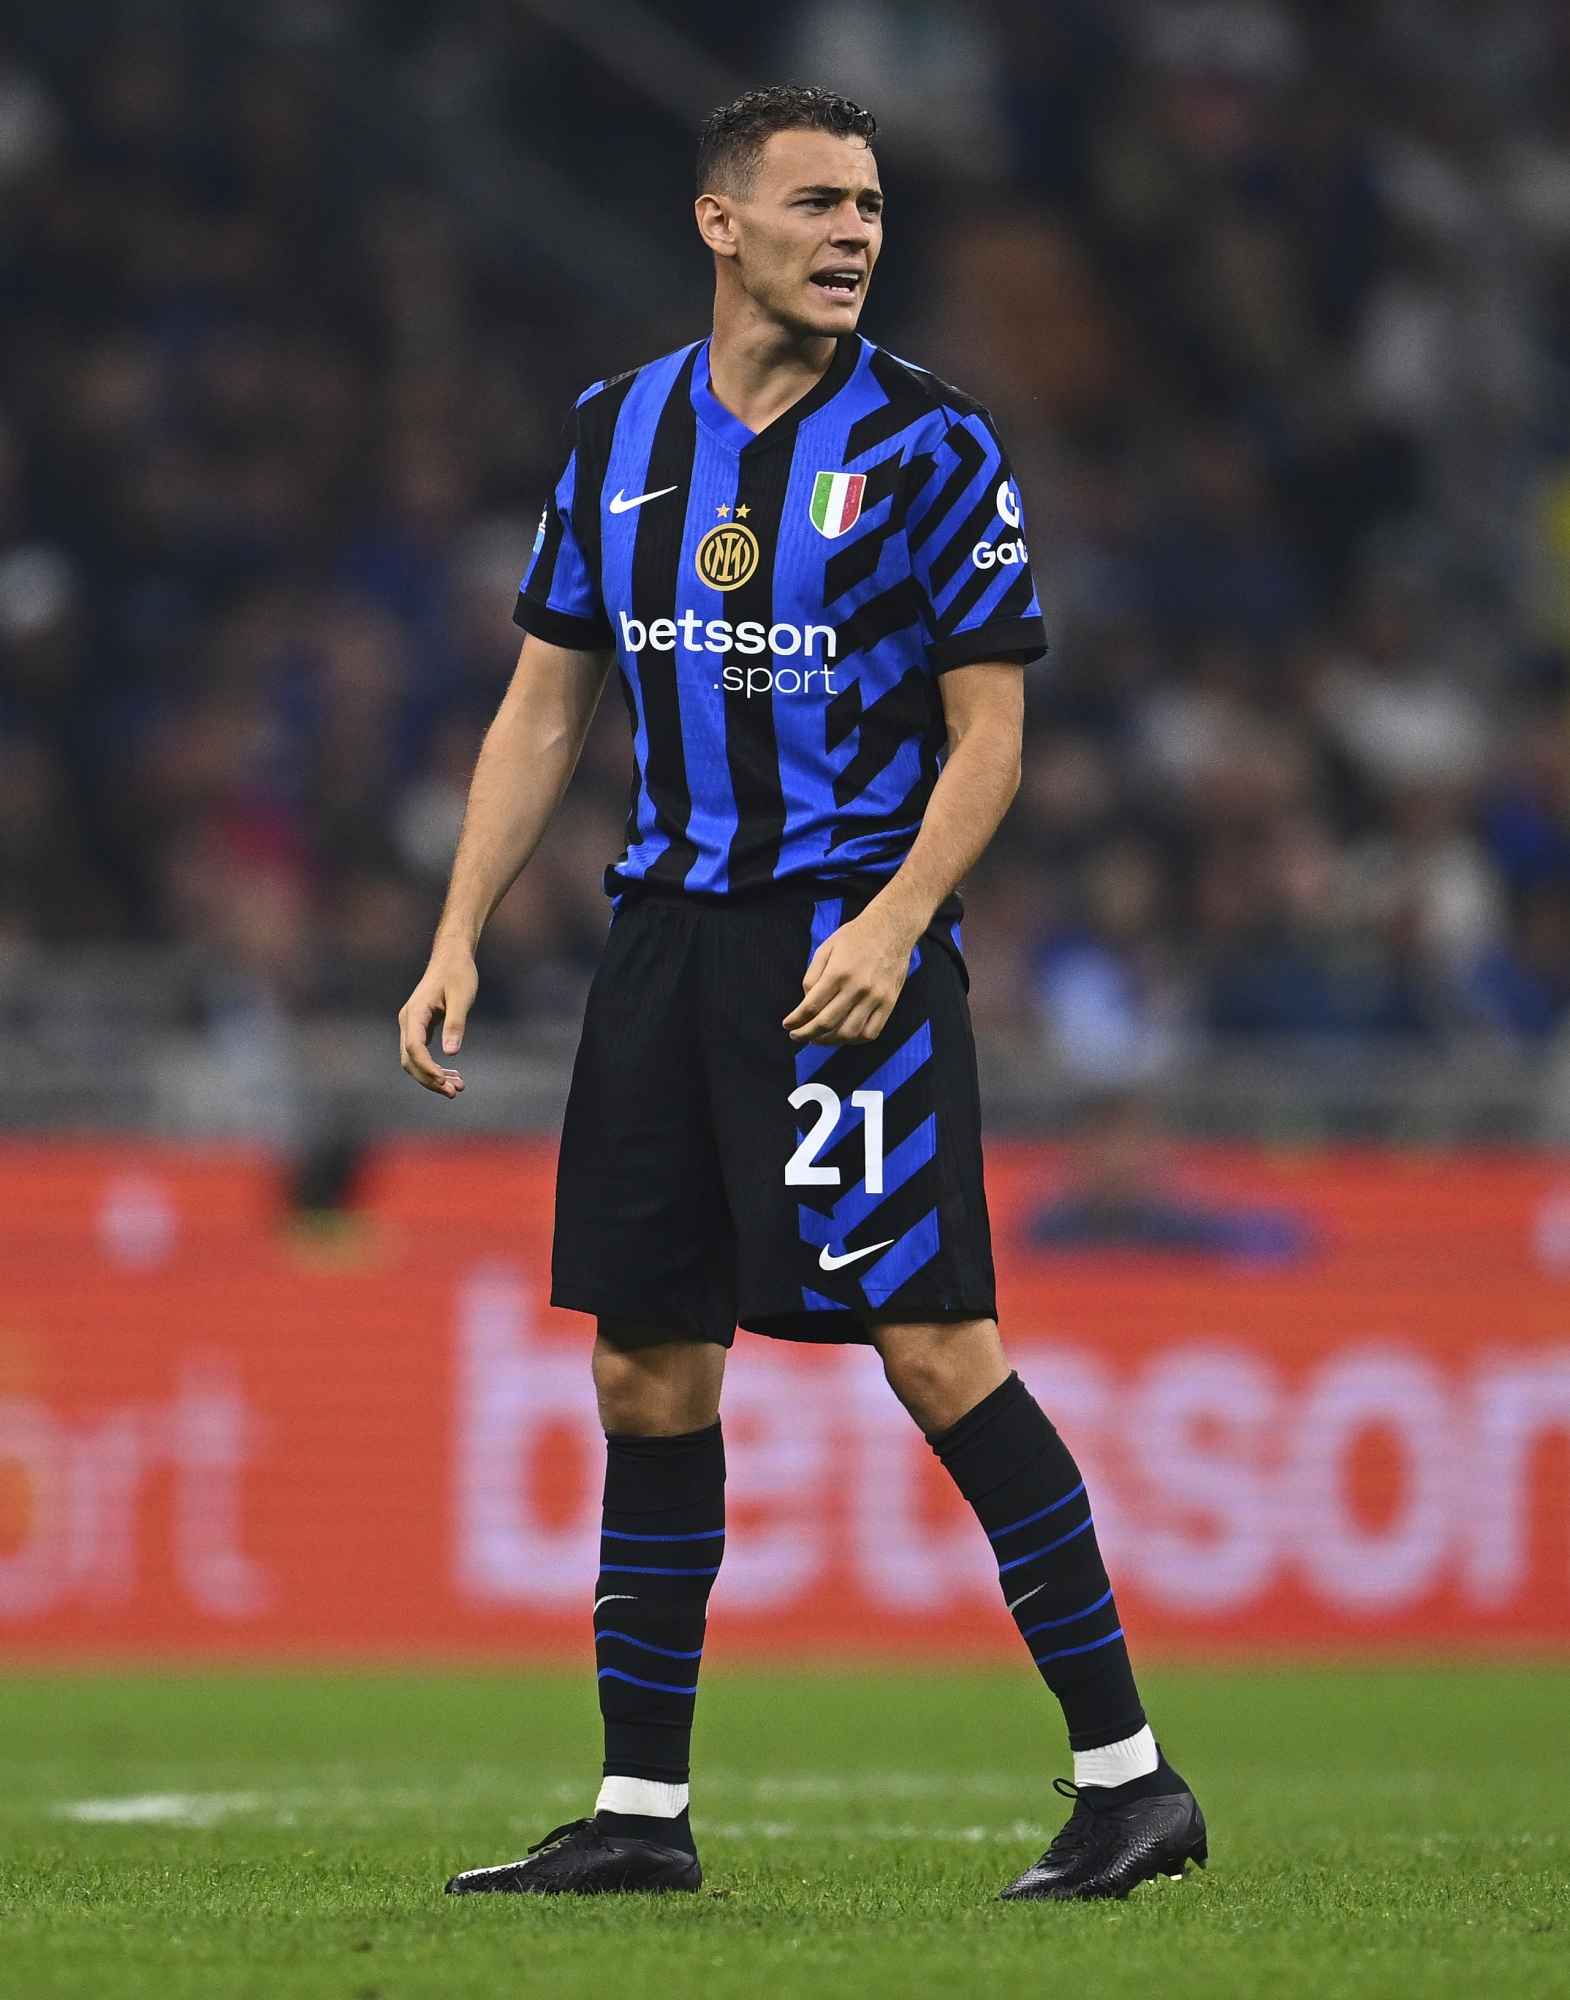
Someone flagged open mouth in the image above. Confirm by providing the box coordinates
[810,268,862,298]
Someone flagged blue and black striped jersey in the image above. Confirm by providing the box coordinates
[516,333,1047,898]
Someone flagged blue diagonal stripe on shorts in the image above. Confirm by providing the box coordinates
[797,1115,938,1252]
[795,1022,935,1213]
[833,1114,937,1237]
[859,1207,941,1306]
[860,1019,932,1103]
[809,898,844,953]
[795,1041,836,1082]
[796,1017,935,1108]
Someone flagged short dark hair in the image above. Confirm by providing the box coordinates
[696,87,877,197]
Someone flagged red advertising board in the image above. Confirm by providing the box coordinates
[1,1138,1567,1659]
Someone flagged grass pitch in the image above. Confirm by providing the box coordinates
[0,1665,1565,1999]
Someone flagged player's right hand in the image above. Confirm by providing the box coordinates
[398,953,479,1097]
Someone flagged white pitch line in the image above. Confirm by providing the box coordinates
[56,1793,263,1827]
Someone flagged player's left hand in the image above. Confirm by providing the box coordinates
[784,906,919,1045]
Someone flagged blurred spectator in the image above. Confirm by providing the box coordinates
[784,0,1007,179]
[1026,1091,1311,1257]
[1315,592,1492,794]
[1034,840,1184,1087]
[1468,886,1570,1037]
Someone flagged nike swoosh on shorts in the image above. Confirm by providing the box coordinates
[608,485,679,513]
[818,1239,894,1272]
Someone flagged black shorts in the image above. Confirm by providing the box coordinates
[551,887,997,1346]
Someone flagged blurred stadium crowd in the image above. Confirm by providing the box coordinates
[3,0,1570,1096]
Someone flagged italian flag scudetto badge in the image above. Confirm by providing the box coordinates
[809,470,866,539]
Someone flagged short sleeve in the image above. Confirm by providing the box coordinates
[906,411,1048,672]
[514,426,614,650]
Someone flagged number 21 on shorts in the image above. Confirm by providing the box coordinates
[785,1084,885,1193]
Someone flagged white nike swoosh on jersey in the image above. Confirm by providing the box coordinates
[608,485,679,513]
[593,1594,637,1612]
[818,1239,895,1272]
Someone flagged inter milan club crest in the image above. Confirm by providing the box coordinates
[694,520,760,590]
[809,470,866,539]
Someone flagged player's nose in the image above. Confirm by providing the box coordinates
[829,201,873,242]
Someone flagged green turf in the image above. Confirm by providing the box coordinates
[0,1666,1565,1999]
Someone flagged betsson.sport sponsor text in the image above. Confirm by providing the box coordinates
[619,609,841,696]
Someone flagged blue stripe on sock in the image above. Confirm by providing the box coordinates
[594,1630,704,1660]
[600,1527,726,1543]
[995,1513,1094,1575]
[986,1482,1086,1544]
[1032,1627,1124,1669]
[1018,1588,1115,1643]
[596,1666,699,1696]
[597,1563,724,1577]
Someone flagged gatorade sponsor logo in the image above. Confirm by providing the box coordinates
[974,479,1028,567]
[972,537,1028,570]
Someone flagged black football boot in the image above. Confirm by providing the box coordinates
[999,1761,1207,1902]
[445,1816,702,1896]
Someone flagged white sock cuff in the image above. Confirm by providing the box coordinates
[595,1776,690,1818]
[1072,1725,1158,1789]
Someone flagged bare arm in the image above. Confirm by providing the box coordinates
[783,661,1023,1046]
[399,633,612,1094]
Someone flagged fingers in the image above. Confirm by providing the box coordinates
[820,998,890,1045]
[436,962,479,1057]
[401,1032,463,1096]
[785,968,851,1040]
[786,975,893,1045]
[783,922,907,1044]
[783,943,834,1032]
[398,990,466,1097]
[801,940,832,994]
[441,999,469,1056]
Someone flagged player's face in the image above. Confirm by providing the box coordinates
[701,129,883,336]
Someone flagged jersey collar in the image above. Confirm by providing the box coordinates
[690,334,864,455]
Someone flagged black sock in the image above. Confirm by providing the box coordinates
[594,1422,724,1854]
[595,1804,697,1851]
[931,1374,1146,1751]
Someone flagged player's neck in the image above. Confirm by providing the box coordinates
[706,288,841,436]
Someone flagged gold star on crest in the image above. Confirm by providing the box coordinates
[716,504,731,518]
[735,504,750,519]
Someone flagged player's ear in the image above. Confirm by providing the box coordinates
[695,192,739,259]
